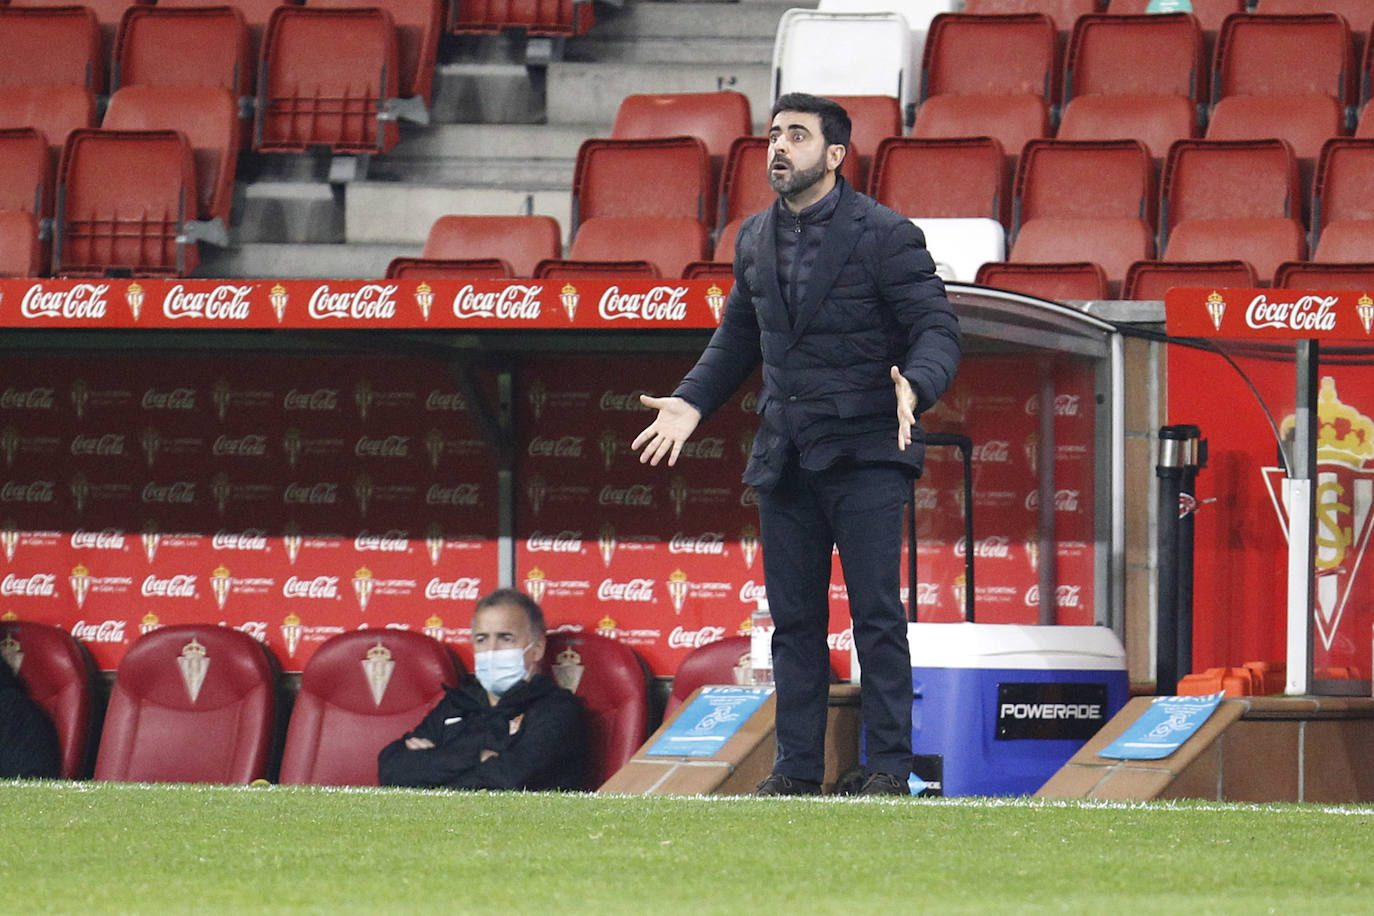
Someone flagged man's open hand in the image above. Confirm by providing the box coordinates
[891,366,917,451]
[631,395,702,467]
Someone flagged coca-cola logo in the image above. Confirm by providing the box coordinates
[141,574,197,598]
[526,530,584,552]
[668,532,725,555]
[1024,584,1083,608]
[1025,489,1081,512]
[913,487,938,511]
[425,577,482,601]
[826,628,854,652]
[598,390,652,412]
[308,284,397,320]
[212,435,268,457]
[528,435,585,458]
[738,580,767,603]
[283,575,340,599]
[597,577,655,602]
[1,572,57,596]
[598,484,653,507]
[142,482,196,504]
[740,488,759,508]
[232,620,268,641]
[20,283,109,320]
[667,625,726,649]
[70,619,127,642]
[71,528,126,550]
[283,483,338,505]
[70,433,125,456]
[1,387,55,410]
[915,583,940,605]
[283,388,339,410]
[1025,394,1081,417]
[162,284,252,321]
[425,390,466,411]
[142,388,196,410]
[954,535,1011,559]
[1245,294,1338,332]
[971,440,1010,463]
[452,284,542,320]
[597,285,689,322]
[426,484,479,506]
[1,481,55,503]
[679,438,725,459]
[355,435,410,458]
[355,529,409,552]
[212,529,268,551]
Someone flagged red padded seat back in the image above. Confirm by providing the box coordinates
[542,631,647,789]
[664,636,752,719]
[0,620,96,778]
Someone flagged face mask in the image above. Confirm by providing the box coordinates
[474,645,530,697]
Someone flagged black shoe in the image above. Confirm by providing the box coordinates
[856,772,910,796]
[754,773,822,796]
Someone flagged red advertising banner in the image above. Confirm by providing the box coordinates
[1166,287,1374,340]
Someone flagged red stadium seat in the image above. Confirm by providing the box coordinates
[572,137,711,231]
[103,86,241,226]
[54,128,200,277]
[611,91,752,222]
[911,95,1049,158]
[714,218,744,263]
[918,12,1059,114]
[664,636,752,719]
[1160,139,1303,252]
[1122,259,1259,299]
[306,0,442,104]
[451,0,595,36]
[0,210,42,277]
[113,5,252,95]
[0,87,98,165]
[826,95,902,193]
[976,261,1110,299]
[0,620,97,778]
[1257,0,1374,60]
[157,0,302,62]
[1058,13,1203,159]
[1275,261,1374,288]
[419,215,562,278]
[385,256,515,279]
[542,631,648,789]
[681,260,735,283]
[718,136,862,229]
[534,259,660,279]
[94,625,278,784]
[962,0,1097,33]
[1107,0,1243,34]
[0,6,105,93]
[870,136,1010,226]
[1213,13,1355,107]
[1307,221,1374,260]
[1311,138,1374,259]
[255,6,401,154]
[1159,218,1306,284]
[1009,139,1155,293]
[565,216,709,279]
[0,127,53,273]
[279,629,462,786]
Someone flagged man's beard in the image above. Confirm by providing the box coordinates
[768,157,828,198]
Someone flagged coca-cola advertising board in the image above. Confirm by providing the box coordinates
[0,353,499,671]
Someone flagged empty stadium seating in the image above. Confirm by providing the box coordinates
[0,210,41,277]
[157,0,300,60]
[279,629,461,786]
[976,261,1110,300]
[664,636,752,718]
[962,0,1098,33]
[1274,261,1374,287]
[826,95,902,192]
[772,10,915,119]
[1158,139,1305,283]
[0,127,53,274]
[611,91,752,214]
[255,6,402,155]
[113,5,252,95]
[0,6,104,93]
[1058,13,1203,159]
[54,128,201,277]
[385,256,515,279]
[451,0,595,37]
[0,620,97,779]
[559,216,709,278]
[913,13,1057,155]
[0,87,98,165]
[414,214,562,278]
[571,136,711,230]
[102,86,240,230]
[535,259,659,279]
[1122,259,1259,299]
[1310,138,1374,260]
[543,631,648,789]
[94,625,278,784]
[306,0,442,104]
[871,136,1010,226]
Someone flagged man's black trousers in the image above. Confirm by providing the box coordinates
[758,457,914,783]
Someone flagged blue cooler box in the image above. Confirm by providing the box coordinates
[854,622,1129,796]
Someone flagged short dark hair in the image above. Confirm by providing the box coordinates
[770,93,852,149]
[474,587,547,640]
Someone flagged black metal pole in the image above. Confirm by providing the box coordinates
[1177,427,1206,693]
[1155,425,1192,695]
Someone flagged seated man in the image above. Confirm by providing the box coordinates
[0,657,61,779]
[378,588,587,791]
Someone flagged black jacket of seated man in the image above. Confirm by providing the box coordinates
[0,661,61,779]
[377,673,587,791]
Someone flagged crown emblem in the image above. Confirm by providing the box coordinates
[1205,289,1226,331]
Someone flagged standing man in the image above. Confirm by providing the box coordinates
[378,588,587,791]
[631,93,960,796]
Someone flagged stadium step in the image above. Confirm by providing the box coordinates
[344,184,574,248]
[199,241,416,279]
[565,0,792,66]
[546,61,773,128]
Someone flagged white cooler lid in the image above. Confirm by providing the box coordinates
[852,622,1127,676]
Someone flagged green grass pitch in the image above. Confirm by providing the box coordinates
[5,781,1373,914]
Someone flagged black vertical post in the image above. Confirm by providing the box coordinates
[1155,425,1192,695]
[1176,427,1206,695]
